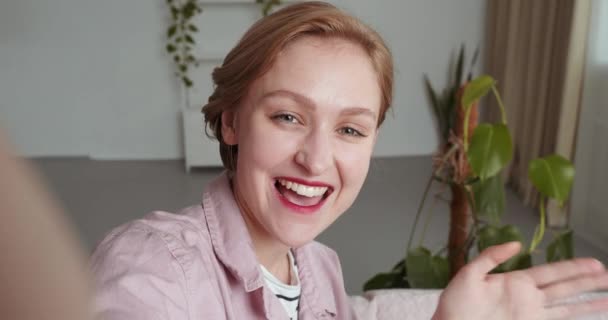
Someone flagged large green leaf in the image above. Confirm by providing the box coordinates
[363,271,407,291]
[468,124,513,180]
[363,258,409,291]
[477,225,530,272]
[406,247,450,288]
[547,230,574,262]
[528,155,575,204]
[477,225,523,251]
[391,258,406,271]
[473,174,505,224]
[461,75,495,108]
[498,253,532,273]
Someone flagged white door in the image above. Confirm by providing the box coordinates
[571,0,608,252]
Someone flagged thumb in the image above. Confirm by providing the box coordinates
[469,241,522,276]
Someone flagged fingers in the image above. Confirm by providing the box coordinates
[546,297,608,320]
[538,260,608,319]
[523,258,605,287]
[466,241,521,277]
[542,272,608,302]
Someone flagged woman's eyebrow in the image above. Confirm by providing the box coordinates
[260,90,377,120]
[260,89,315,109]
[340,107,377,121]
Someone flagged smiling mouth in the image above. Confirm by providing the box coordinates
[274,178,333,209]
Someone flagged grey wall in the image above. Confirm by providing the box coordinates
[37,156,608,296]
[0,0,182,159]
[0,0,485,159]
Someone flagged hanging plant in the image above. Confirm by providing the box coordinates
[165,0,202,88]
[256,0,282,16]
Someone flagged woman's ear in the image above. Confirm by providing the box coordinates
[221,110,238,145]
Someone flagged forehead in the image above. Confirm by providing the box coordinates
[248,36,382,114]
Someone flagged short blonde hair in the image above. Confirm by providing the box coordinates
[202,1,393,171]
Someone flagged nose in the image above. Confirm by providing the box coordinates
[295,129,333,176]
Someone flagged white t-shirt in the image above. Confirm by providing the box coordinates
[260,250,301,320]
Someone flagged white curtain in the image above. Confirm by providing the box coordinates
[569,0,608,247]
[484,0,580,211]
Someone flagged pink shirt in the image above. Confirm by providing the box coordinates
[90,172,354,319]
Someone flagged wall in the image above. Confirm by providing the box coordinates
[0,0,485,159]
[0,0,182,159]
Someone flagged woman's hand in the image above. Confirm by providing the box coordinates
[433,242,608,320]
[0,131,92,320]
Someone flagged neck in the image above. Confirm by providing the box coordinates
[231,177,291,283]
[248,223,291,282]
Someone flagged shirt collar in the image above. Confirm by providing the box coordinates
[202,171,338,317]
[294,246,338,317]
[202,171,264,292]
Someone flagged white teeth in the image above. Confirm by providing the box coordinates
[278,179,328,198]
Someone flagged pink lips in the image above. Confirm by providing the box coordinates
[273,176,333,215]
[276,176,333,188]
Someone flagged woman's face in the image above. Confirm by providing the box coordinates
[222,36,382,248]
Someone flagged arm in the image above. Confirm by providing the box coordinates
[0,131,92,320]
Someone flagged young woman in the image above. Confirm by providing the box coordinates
[90,2,608,319]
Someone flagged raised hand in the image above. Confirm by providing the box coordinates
[0,131,92,320]
[433,242,608,320]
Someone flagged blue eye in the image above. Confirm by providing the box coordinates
[339,127,366,137]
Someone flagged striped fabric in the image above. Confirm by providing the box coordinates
[260,250,301,320]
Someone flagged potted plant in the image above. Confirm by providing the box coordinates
[364,47,575,290]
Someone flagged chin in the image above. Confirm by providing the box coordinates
[275,227,319,248]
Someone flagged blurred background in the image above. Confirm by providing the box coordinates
[0,0,606,295]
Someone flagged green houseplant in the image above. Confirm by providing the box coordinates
[164,0,282,89]
[165,0,203,88]
[256,0,283,16]
[364,47,575,290]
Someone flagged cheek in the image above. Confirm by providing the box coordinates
[335,142,373,190]
[238,118,300,168]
